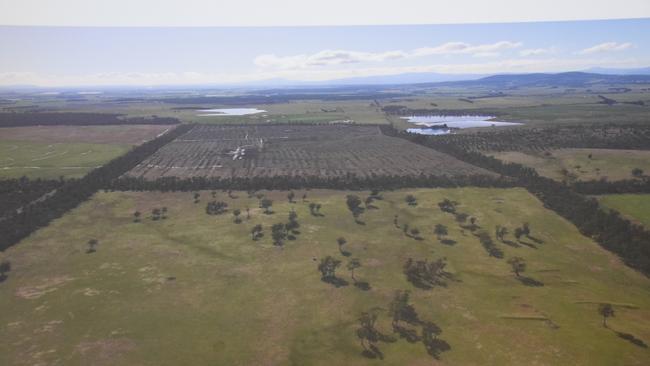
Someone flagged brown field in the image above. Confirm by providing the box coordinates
[128,124,491,179]
[0,125,171,145]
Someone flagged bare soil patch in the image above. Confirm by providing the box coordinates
[0,125,170,145]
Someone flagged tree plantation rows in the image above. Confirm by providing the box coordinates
[397,124,650,152]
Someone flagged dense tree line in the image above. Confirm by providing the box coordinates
[108,173,515,192]
[0,177,63,218]
[0,124,192,251]
[0,112,180,127]
[155,92,409,105]
[381,124,650,152]
[387,126,650,276]
[572,179,650,195]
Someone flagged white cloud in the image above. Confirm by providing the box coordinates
[578,42,633,54]
[519,47,556,56]
[254,41,522,69]
[2,56,646,87]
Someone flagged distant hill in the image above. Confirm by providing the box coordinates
[418,72,650,88]
[584,67,650,75]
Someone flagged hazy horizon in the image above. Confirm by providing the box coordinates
[1,18,649,88]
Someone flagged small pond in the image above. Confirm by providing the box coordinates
[197,108,266,116]
[403,115,522,135]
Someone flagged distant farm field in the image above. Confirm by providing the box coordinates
[129,124,491,179]
[598,194,650,227]
[490,148,650,182]
[0,125,170,179]
[0,141,130,179]
[0,188,648,365]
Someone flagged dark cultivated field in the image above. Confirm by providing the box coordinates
[127,124,491,179]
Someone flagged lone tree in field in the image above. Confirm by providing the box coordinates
[318,256,347,287]
[434,224,448,241]
[514,223,531,240]
[347,258,361,283]
[287,191,295,203]
[0,260,11,282]
[356,311,394,359]
[161,206,168,219]
[410,228,421,239]
[506,257,526,277]
[346,195,365,222]
[405,195,417,206]
[251,224,263,240]
[337,237,348,254]
[233,209,242,223]
[193,192,200,203]
[152,208,162,220]
[206,201,228,215]
[133,211,141,223]
[438,199,457,214]
[389,290,422,342]
[495,225,508,242]
[598,303,615,328]
[86,239,98,253]
[271,223,287,247]
[632,168,644,178]
[260,199,273,214]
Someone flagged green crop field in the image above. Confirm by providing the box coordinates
[0,141,130,179]
[490,148,650,182]
[1,188,648,365]
[598,194,650,227]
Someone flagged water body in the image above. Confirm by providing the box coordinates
[403,115,522,135]
[197,108,266,116]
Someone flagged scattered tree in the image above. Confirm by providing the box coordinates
[193,192,200,203]
[405,195,417,206]
[434,224,448,241]
[133,211,141,223]
[0,260,11,282]
[598,303,615,328]
[271,223,287,247]
[206,201,228,215]
[233,209,242,223]
[251,224,263,240]
[86,239,98,253]
[260,199,273,214]
[287,191,295,203]
[403,257,453,289]
[318,256,347,287]
[507,256,526,277]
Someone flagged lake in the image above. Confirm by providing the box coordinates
[403,115,522,135]
[197,108,266,116]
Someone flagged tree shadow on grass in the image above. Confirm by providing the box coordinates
[440,239,457,246]
[321,276,349,288]
[393,324,421,343]
[354,281,371,291]
[502,239,521,248]
[355,219,366,226]
[517,276,544,287]
[527,235,544,244]
[518,240,538,249]
[616,331,648,348]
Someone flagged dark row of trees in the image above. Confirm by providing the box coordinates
[0,177,63,218]
[0,112,180,126]
[108,173,516,192]
[381,123,650,152]
[572,179,650,195]
[0,124,193,251]
[389,127,650,276]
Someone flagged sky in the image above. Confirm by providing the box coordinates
[0,18,649,87]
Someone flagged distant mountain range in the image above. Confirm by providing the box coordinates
[428,71,650,88]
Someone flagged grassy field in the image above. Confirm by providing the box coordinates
[598,194,650,227]
[490,149,650,182]
[1,188,648,365]
[0,140,130,179]
[0,125,169,179]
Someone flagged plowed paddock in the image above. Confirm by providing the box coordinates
[128,124,490,178]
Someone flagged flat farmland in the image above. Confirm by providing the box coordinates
[490,148,650,182]
[128,124,491,179]
[1,188,648,365]
[0,125,171,179]
[598,194,650,227]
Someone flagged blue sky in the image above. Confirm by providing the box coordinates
[0,18,648,86]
